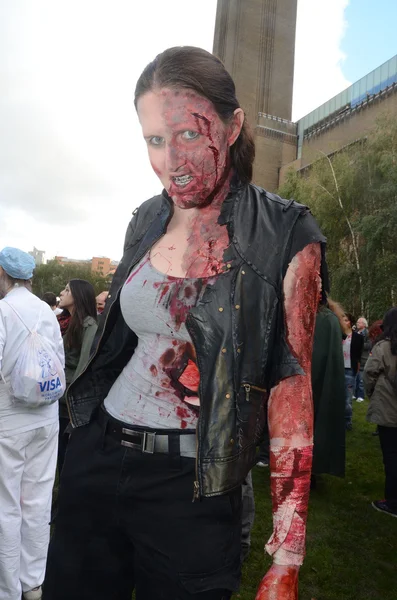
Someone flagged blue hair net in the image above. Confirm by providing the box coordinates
[0,247,36,280]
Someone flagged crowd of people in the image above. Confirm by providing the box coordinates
[0,45,396,600]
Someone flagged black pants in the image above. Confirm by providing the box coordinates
[44,411,241,599]
[378,425,397,509]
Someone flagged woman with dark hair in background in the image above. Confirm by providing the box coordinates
[364,308,397,518]
[56,279,97,472]
[45,47,326,600]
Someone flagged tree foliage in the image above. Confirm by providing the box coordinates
[278,115,397,322]
[32,260,109,299]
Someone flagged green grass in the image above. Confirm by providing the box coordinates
[234,402,397,600]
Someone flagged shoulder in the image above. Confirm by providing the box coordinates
[373,339,390,354]
[244,183,308,216]
[237,184,325,244]
[127,194,166,230]
[83,316,98,329]
[318,307,339,325]
[123,193,168,249]
[232,184,325,284]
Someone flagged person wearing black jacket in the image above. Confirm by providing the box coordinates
[342,313,364,430]
[44,47,326,600]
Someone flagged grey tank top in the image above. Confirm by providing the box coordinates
[104,253,214,429]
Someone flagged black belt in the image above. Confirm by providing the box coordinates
[98,406,196,458]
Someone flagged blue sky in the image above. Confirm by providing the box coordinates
[342,0,397,82]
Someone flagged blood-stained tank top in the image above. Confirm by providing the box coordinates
[104,253,215,429]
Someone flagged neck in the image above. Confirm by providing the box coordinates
[68,306,75,316]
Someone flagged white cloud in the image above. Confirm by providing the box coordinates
[0,0,217,260]
[0,0,351,262]
[292,0,351,121]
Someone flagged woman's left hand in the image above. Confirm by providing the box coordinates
[255,564,299,600]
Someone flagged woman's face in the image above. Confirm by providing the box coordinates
[137,88,243,209]
[342,315,351,330]
[59,283,74,310]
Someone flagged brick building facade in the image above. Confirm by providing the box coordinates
[213,1,397,192]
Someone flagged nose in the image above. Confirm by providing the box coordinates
[165,141,185,174]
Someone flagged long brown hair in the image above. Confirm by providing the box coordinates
[134,46,255,184]
[64,279,97,350]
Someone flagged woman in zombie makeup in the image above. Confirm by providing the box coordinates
[44,47,327,600]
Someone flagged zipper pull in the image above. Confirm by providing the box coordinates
[244,384,251,402]
[192,480,200,502]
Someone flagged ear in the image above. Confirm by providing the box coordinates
[228,108,245,147]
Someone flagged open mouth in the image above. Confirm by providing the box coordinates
[173,175,193,187]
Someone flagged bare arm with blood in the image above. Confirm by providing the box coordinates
[256,242,321,600]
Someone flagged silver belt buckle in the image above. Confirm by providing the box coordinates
[121,428,156,454]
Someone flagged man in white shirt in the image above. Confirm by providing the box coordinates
[0,247,65,600]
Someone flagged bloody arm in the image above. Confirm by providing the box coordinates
[256,242,321,599]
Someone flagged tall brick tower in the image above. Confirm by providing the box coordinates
[213,0,298,191]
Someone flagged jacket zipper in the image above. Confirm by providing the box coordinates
[66,230,168,427]
[242,383,267,402]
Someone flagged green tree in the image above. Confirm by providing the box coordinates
[32,260,108,298]
[278,115,397,322]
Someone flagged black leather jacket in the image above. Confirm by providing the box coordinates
[67,182,326,498]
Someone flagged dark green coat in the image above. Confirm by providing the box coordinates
[59,316,98,419]
[311,307,346,477]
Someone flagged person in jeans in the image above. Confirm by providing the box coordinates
[354,316,371,402]
[0,247,64,600]
[44,47,326,600]
[364,308,397,518]
[342,313,364,430]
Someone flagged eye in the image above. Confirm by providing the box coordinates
[182,130,199,141]
[148,136,165,147]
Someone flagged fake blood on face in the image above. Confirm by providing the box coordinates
[137,88,232,210]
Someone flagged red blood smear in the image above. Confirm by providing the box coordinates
[158,284,170,304]
[125,256,149,285]
[150,365,158,377]
[176,405,191,429]
[255,565,298,600]
[265,244,321,565]
[268,245,321,445]
[184,286,193,298]
[179,359,200,392]
[160,348,176,366]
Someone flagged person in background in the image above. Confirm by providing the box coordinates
[0,247,64,600]
[368,319,384,436]
[341,313,364,430]
[42,292,63,316]
[96,291,109,315]
[354,316,371,402]
[364,308,397,518]
[57,279,98,473]
[369,320,383,344]
[311,298,346,485]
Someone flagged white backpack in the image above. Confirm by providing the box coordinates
[2,301,66,407]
